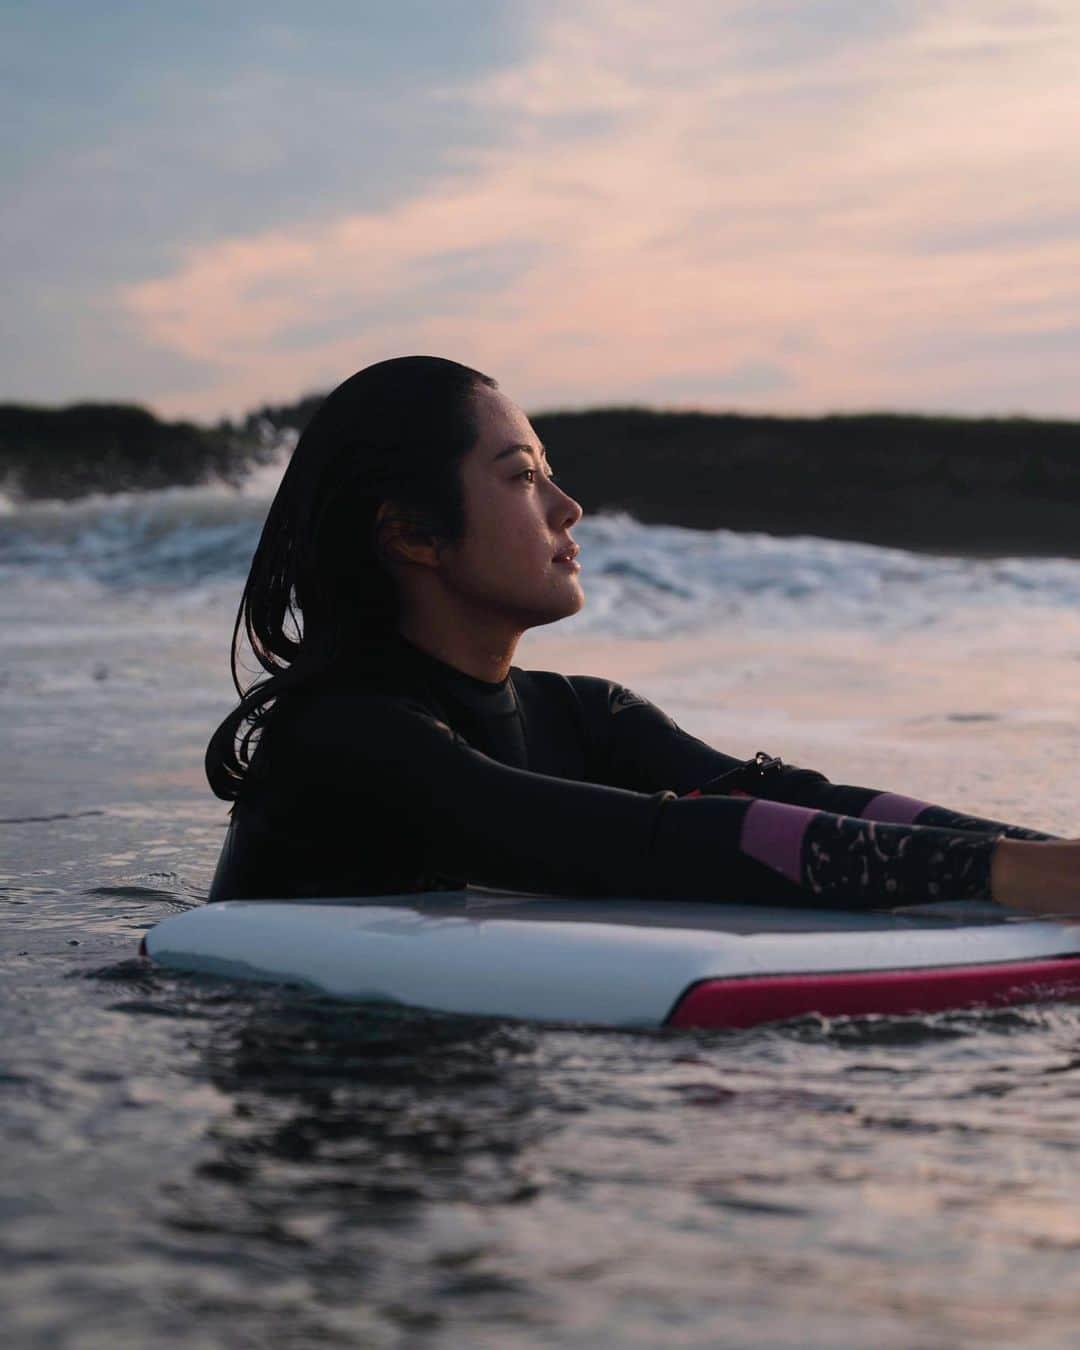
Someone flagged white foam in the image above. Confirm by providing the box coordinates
[3,455,1080,641]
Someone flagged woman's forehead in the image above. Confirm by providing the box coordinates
[472,386,542,456]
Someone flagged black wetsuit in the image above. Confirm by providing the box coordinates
[208,634,1051,907]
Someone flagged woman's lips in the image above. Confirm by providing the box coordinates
[552,543,581,570]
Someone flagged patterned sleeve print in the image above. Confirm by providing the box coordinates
[738,799,1000,907]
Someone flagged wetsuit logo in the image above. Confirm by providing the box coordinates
[610,687,648,714]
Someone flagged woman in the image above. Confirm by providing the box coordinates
[205,356,1080,914]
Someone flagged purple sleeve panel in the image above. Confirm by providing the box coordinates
[859,791,932,826]
[739,799,820,886]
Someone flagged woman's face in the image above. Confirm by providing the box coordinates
[439,384,585,630]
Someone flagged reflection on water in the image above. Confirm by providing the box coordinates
[5,873,1080,1349]
[5,507,1080,1344]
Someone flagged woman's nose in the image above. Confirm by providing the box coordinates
[552,482,583,527]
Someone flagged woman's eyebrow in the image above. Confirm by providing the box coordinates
[492,441,548,463]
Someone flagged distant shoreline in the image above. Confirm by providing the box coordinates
[3,396,1079,559]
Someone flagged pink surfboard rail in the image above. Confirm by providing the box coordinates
[667,957,1080,1029]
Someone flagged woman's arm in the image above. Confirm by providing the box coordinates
[568,676,1056,839]
[281,691,1079,914]
[846,794,1055,841]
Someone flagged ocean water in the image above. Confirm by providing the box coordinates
[3,463,1080,1348]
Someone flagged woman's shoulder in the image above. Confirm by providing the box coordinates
[264,671,446,749]
[280,677,440,725]
[511,667,654,717]
[515,664,650,707]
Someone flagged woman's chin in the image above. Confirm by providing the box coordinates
[535,586,585,627]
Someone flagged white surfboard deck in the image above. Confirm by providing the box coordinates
[142,890,1080,1029]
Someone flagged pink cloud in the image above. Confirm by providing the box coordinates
[124,0,1080,420]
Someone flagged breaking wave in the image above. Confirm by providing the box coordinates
[3,457,1080,638]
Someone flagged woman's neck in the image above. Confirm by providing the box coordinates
[395,614,520,684]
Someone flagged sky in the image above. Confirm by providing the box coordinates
[5,0,1080,422]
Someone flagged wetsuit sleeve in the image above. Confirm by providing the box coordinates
[281,692,1001,908]
[855,796,1054,840]
[568,675,1056,840]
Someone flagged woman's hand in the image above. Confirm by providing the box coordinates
[990,838,1080,916]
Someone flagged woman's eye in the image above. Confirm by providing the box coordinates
[519,468,557,484]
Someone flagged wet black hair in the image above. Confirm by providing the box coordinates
[205,355,498,800]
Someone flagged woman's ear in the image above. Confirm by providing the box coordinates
[374,500,441,569]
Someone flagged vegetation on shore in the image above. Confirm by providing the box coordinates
[0,402,270,500]
[3,395,1079,556]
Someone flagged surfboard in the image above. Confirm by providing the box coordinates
[140,890,1080,1029]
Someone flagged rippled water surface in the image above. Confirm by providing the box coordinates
[4,477,1080,1347]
